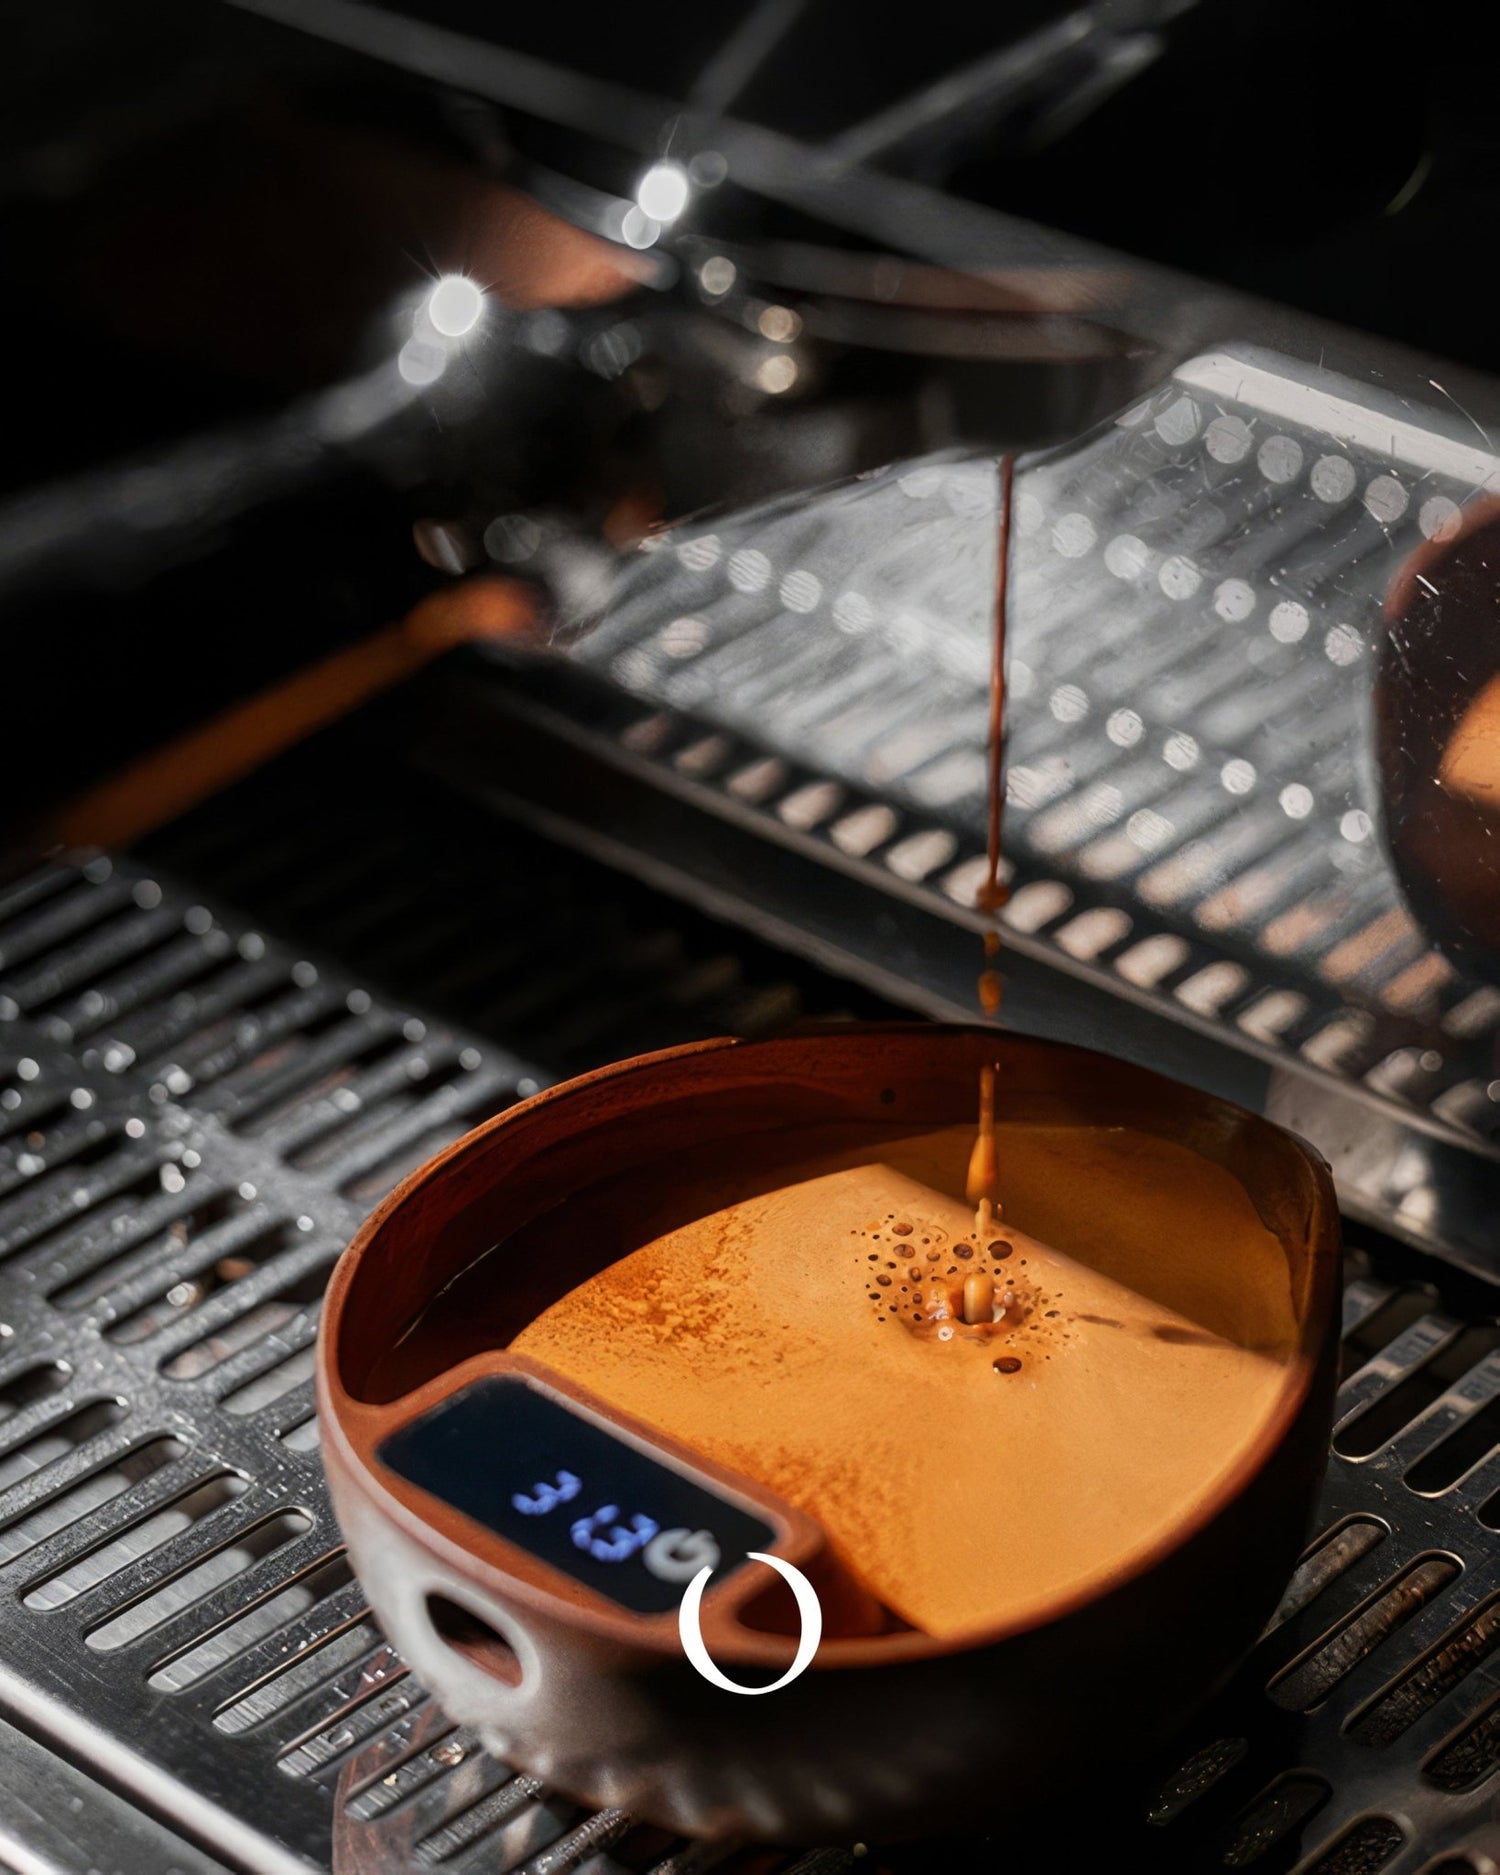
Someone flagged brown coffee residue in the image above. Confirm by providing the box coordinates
[1151,1323,1225,1348]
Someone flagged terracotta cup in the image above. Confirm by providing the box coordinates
[319,1026,1340,1843]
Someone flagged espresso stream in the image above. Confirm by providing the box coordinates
[375,459,1296,1643]
[967,455,1016,1235]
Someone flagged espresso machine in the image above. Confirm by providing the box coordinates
[3,2,1500,1870]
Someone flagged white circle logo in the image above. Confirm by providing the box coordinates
[678,1553,822,1695]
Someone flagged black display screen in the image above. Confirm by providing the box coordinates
[378,1376,778,1616]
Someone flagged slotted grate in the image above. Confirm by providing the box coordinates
[553,345,1500,1167]
[1112,1251,1500,1875]
[0,850,531,1874]
[3,747,1500,1872]
[0,756,893,1875]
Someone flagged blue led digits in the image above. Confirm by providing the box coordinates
[518,1471,727,1578]
[511,1470,581,1516]
[523,1480,725,1578]
[379,1378,776,1616]
[570,1505,660,1562]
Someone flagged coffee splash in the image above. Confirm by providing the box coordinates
[854,1202,1040,1349]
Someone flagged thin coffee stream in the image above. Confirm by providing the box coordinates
[968,454,1016,1237]
[384,456,1296,1646]
[519,455,1290,1644]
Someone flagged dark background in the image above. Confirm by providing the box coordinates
[1,0,1495,833]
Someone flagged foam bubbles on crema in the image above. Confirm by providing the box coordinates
[852,1212,1042,1371]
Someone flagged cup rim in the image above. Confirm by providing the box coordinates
[320,1023,1341,1669]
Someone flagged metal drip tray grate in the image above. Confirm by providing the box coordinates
[557,345,1500,1171]
[0,851,526,1875]
[0,748,1498,1872]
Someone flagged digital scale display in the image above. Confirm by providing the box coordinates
[378,1376,778,1616]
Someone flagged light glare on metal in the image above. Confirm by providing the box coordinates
[619,205,660,250]
[636,162,691,224]
[398,338,446,386]
[426,274,484,338]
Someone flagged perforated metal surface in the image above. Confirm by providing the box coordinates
[2,753,1500,1873]
[0,848,532,1874]
[563,347,1500,1167]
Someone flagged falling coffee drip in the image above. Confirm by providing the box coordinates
[965,1063,1000,1243]
[979,453,1017,932]
[969,454,1016,1240]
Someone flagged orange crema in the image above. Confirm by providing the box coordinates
[514,1122,1296,1639]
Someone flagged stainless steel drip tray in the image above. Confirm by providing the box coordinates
[415,664,1500,1285]
[4,737,1500,1874]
